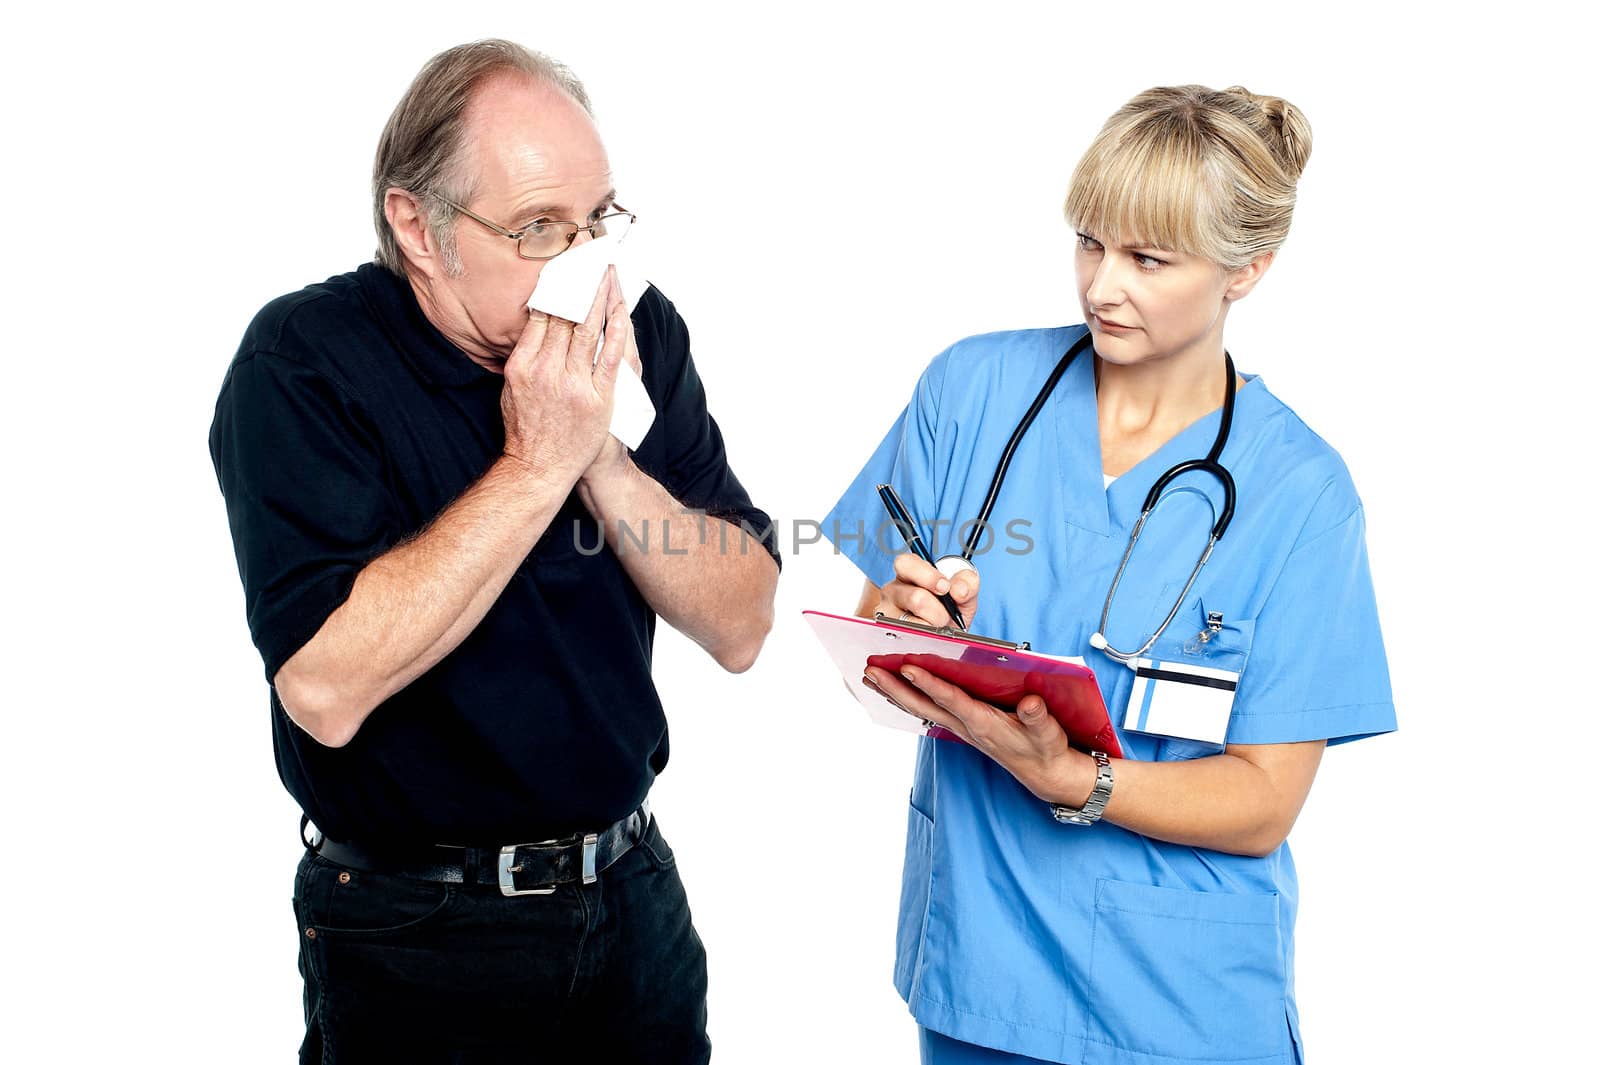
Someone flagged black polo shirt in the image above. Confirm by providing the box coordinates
[209,263,778,845]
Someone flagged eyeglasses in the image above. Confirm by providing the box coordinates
[436,196,636,261]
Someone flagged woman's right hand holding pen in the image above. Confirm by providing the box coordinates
[855,554,980,630]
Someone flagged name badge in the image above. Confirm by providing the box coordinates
[1121,658,1239,745]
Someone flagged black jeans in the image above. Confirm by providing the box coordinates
[292,816,710,1063]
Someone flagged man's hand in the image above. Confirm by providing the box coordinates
[501,269,626,484]
[580,269,644,489]
[556,271,775,673]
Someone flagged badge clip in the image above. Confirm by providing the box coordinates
[1183,611,1225,655]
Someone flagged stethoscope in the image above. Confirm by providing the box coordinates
[952,332,1238,664]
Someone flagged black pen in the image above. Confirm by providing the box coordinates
[876,483,966,631]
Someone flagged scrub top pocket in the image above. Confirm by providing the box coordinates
[894,798,936,1000]
[1136,604,1256,762]
[1085,878,1290,1065]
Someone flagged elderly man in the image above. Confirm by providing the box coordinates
[209,40,778,1062]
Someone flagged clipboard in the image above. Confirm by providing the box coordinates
[803,610,1122,757]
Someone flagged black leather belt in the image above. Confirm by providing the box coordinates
[305,803,651,897]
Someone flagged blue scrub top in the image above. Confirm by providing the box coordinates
[822,325,1396,1065]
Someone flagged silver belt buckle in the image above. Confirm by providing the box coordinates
[497,834,601,897]
[498,843,556,896]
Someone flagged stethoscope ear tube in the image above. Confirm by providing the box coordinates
[961,332,1096,563]
[1141,460,1237,541]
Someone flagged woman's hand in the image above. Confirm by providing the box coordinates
[853,553,980,630]
[851,555,1098,805]
[861,664,1099,808]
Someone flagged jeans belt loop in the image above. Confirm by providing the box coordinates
[580,832,599,885]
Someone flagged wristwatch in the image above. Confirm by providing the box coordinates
[1051,751,1114,826]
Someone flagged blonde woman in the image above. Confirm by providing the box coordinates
[823,86,1394,1064]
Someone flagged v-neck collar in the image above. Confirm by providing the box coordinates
[1049,333,1266,535]
[1103,380,1258,532]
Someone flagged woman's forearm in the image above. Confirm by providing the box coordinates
[1057,741,1326,857]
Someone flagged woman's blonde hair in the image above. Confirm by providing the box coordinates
[1064,85,1312,270]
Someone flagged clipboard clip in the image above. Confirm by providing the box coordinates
[873,612,1031,652]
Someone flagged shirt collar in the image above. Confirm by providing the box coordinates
[355,262,499,389]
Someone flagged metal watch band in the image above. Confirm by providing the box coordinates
[1051,750,1113,826]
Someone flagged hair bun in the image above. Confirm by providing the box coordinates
[1224,86,1312,182]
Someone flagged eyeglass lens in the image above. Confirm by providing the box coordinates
[519,213,633,259]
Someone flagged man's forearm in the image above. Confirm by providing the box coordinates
[275,455,572,745]
[576,454,778,673]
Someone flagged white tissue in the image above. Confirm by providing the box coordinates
[610,358,655,451]
[526,230,646,323]
[524,230,655,450]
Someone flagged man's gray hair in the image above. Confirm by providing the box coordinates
[372,39,592,276]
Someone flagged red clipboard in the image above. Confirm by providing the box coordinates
[803,610,1121,757]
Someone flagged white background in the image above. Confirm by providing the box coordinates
[3,1,1592,1061]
